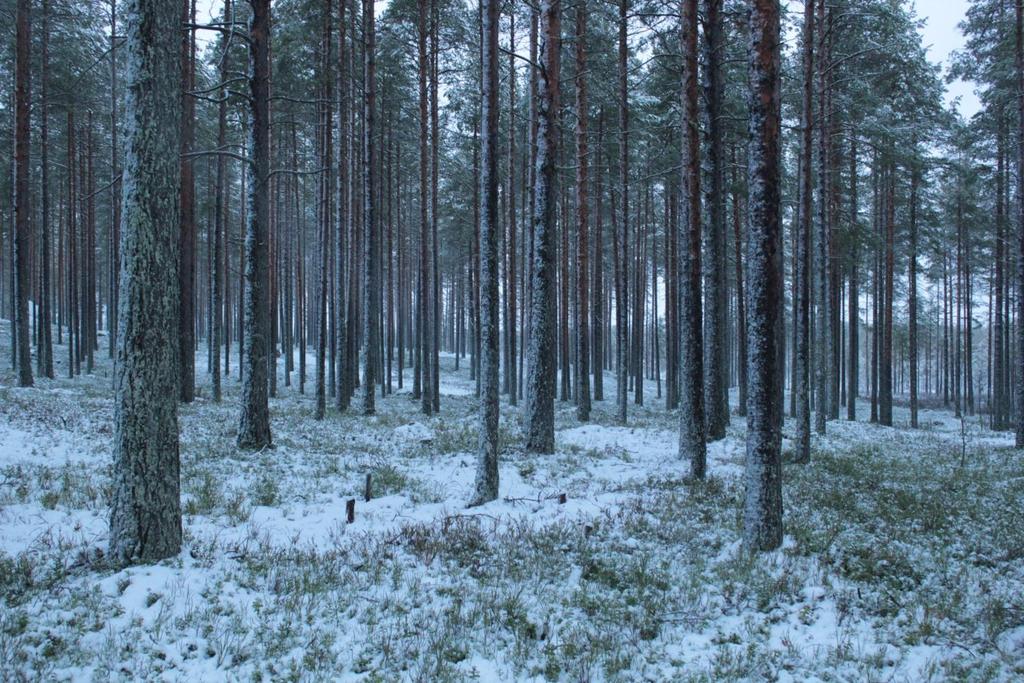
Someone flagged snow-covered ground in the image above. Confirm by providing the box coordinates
[0,322,1022,681]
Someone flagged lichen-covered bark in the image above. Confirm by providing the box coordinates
[109,0,183,565]
[523,0,560,455]
[679,0,706,478]
[237,0,273,450]
[743,0,783,552]
[472,0,502,504]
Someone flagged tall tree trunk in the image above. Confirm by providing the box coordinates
[524,0,560,454]
[732,145,747,416]
[880,160,894,425]
[109,0,182,565]
[616,0,629,425]
[362,0,379,415]
[430,0,441,413]
[592,111,604,401]
[794,0,813,460]
[178,0,196,402]
[417,0,432,415]
[813,0,830,435]
[237,0,273,449]
[506,9,519,407]
[703,0,727,440]
[847,136,858,421]
[336,0,350,410]
[39,0,54,379]
[67,112,78,378]
[744,0,783,552]
[14,0,33,387]
[908,152,919,428]
[1017,0,1024,446]
[575,2,591,421]
[386,119,394,394]
[679,0,706,477]
[109,0,122,361]
[315,0,332,418]
[472,0,501,504]
[993,121,1005,429]
[212,0,233,404]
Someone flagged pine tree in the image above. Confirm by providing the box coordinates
[109,0,182,565]
[744,0,783,552]
[679,0,706,477]
[361,0,379,416]
[178,0,196,403]
[524,0,560,454]
[794,0,813,462]
[1016,0,1023,448]
[14,0,33,388]
[237,0,273,450]
[703,0,727,441]
[472,0,502,504]
[575,1,591,423]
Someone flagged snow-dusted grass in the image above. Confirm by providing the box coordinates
[0,324,1022,680]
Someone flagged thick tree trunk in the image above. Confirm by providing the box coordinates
[744,0,783,552]
[524,0,560,454]
[472,0,501,504]
[237,0,273,449]
[679,0,706,477]
[109,0,182,565]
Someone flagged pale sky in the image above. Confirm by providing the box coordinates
[915,0,983,119]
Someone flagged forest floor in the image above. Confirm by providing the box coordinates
[0,323,1022,681]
